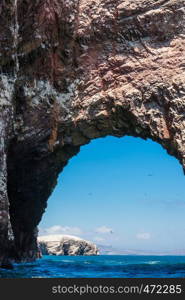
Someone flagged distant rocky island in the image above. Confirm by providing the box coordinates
[38,235,99,256]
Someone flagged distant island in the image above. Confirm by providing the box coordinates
[38,235,185,257]
[38,235,99,256]
[98,244,185,256]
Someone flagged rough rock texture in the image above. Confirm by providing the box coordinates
[38,235,99,256]
[0,0,185,267]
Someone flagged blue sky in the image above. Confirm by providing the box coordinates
[39,136,185,251]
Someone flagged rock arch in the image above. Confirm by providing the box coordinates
[0,0,185,266]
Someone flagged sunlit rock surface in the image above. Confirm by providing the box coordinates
[38,235,99,256]
[0,0,185,267]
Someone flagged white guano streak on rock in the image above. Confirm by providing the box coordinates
[23,79,81,120]
[12,0,20,77]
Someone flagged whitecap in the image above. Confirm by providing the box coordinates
[147,261,160,265]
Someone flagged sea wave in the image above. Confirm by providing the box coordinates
[1,255,185,278]
[147,261,161,265]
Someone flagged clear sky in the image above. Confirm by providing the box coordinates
[39,136,185,252]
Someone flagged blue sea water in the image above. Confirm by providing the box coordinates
[0,255,185,278]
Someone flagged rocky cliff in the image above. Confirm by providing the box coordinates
[0,0,185,268]
[38,235,99,256]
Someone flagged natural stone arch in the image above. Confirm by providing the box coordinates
[0,0,185,266]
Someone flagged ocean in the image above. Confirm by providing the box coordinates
[0,255,185,278]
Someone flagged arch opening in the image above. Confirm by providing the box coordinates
[5,84,185,264]
[39,136,185,254]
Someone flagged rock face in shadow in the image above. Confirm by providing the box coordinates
[38,235,99,256]
[0,0,185,267]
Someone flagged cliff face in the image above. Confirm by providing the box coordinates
[0,0,185,267]
[38,235,99,256]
